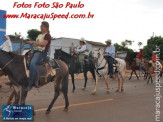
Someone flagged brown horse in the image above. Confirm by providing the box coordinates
[0,50,69,114]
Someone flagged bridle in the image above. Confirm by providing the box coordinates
[1,57,16,70]
[94,51,106,68]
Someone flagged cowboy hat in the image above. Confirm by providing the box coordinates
[105,39,112,43]
[80,38,86,44]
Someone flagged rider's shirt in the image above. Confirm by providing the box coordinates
[0,40,12,52]
[34,33,51,51]
[76,45,86,54]
[105,45,115,58]
[137,52,144,59]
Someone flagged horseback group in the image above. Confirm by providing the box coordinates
[129,48,162,83]
[0,21,126,114]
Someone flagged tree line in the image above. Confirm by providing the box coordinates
[8,29,163,60]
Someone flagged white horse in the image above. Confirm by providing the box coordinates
[91,48,126,94]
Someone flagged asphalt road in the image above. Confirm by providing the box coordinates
[0,74,163,122]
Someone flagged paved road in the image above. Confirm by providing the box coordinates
[0,75,163,122]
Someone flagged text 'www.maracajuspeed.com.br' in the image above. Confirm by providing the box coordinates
[3,12,94,20]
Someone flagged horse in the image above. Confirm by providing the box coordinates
[0,50,69,114]
[91,48,126,94]
[146,60,162,84]
[54,48,96,92]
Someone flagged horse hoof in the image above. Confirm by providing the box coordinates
[106,91,110,94]
[81,87,86,90]
[64,108,68,112]
[91,92,96,95]
[46,110,50,114]
[33,111,36,116]
[116,89,120,92]
[121,89,124,92]
[72,90,75,93]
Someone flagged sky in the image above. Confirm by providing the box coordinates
[0,0,163,51]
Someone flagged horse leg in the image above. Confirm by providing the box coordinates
[116,73,121,92]
[91,69,96,82]
[151,75,153,84]
[144,72,147,80]
[104,76,110,94]
[71,73,75,92]
[13,90,20,105]
[20,86,28,105]
[134,70,139,80]
[63,92,69,111]
[7,90,15,105]
[82,71,87,90]
[46,90,60,114]
[147,75,150,84]
[91,73,98,95]
[129,70,133,80]
[121,73,125,92]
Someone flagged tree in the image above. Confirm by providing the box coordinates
[143,36,163,60]
[9,32,22,39]
[138,42,143,49]
[114,43,134,56]
[121,40,134,48]
[27,29,41,41]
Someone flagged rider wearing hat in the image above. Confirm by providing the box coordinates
[75,38,87,72]
[152,51,157,63]
[137,49,144,71]
[104,39,115,78]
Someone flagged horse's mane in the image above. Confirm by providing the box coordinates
[0,50,24,62]
[56,49,72,58]
[93,48,100,51]
[93,48,103,56]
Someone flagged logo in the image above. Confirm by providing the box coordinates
[2,105,33,121]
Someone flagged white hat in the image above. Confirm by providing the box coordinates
[105,39,111,43]
[80,38,86,44]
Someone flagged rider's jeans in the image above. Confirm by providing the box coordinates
[139,59,142,70]
[104,56,114,75]
[28,50,47,86]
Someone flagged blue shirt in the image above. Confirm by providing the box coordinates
[105,45,115,58]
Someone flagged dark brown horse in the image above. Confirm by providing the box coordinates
[0,50,69,114]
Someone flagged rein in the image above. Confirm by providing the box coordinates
[1,57,16,70]
[16,43,26,54]
[95,55,107,76]
[96,54,106,69]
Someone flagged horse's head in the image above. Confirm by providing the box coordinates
[92,48,102,64]
[148,61,153,67]
[54,48,62,59]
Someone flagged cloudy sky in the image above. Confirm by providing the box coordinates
[0,0,163,51]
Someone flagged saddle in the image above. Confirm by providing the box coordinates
[96,58,120,77]
[34,58,60,88]
[113,59,120,73]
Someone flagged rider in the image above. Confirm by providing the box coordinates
[104,39,115,78]
[152,51,157,63]
[25,21,51,91]
[74,38,87,72]
[137,49,144,73]
[0,35,12,52]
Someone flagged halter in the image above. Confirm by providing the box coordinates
[1,57,15,70]
[95,53,107,76]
